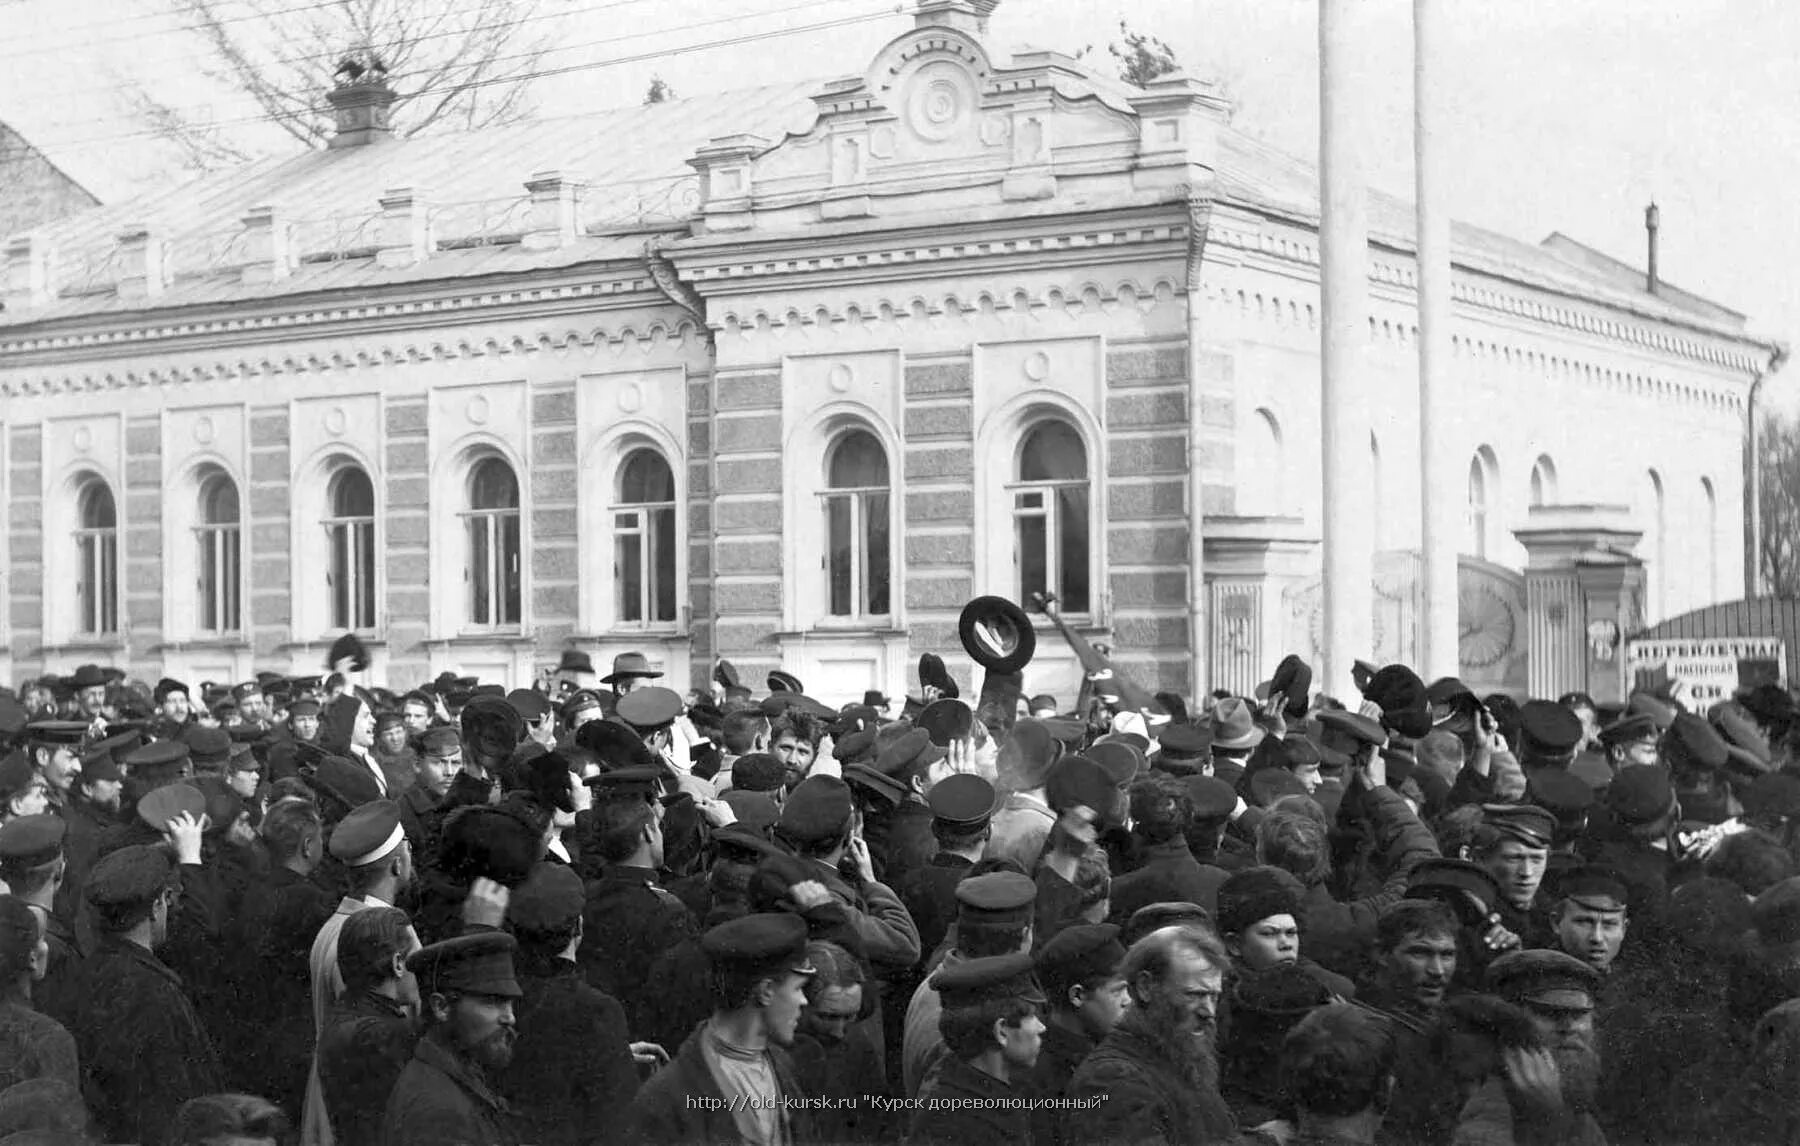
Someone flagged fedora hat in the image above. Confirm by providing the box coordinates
[556,650,596,676]
[601,652,662,686]
[1209,697,1265,751]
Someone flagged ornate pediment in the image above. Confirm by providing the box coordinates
[687,1,1231,231]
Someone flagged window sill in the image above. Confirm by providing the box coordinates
[279,636,389,653]
[773,628,910,641]
[570,630,691,642]
[153,637,253,652]
[39,638,127,655]
[424,633,537,648]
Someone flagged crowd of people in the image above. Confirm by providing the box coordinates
[1,629,1799,1146]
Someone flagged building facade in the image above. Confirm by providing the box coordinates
[0,1,1780,706]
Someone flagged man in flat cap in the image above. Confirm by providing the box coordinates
[1020,922,1127,1133]
[21,722,85,818]
[496,862,644,1143]
[1460,949,1608,1145]
[1581,767,1680,940]
[1064,922,1238,1146]
[381,932,524,1146]
[907,953,1047,1145]
[903,869,1035,1096]
[0,815,80,1033]
[894,774,998,972]
[303,799,417,1146]
[578,766,699,1038]
[1473,803,1557,944]
[1597,712,1660,776]
[401,726,460,852]
[75,844,225,1146]
[777,776,919,965]
[1549,865,1630,974]
[317,904,421,1146]
[625,913,819,1146]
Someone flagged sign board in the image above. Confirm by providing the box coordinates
[1625,636,1787,705]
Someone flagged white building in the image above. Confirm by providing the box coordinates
[0,0,1779,706]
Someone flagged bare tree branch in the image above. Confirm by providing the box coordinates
[116,0,555,172]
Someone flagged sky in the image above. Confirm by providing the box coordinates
[6,0,1798,404]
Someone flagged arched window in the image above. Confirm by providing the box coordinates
[614,448,678,625]
[822,430,891,619]
[1530,454,1558,508]
[1701,476,1718,604]
[1013,419,1090,613]
[463,456,521,628]
[1466,450,1494,559]
[194,467,242,633]
[73,474,118,635]
[325,463,377,630]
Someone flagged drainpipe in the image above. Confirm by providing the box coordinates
[1747,341,1791,597]
[1187,189,1215,702]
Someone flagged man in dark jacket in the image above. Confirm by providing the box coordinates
[230,797,334,1107]
[625,913,818,1146]
[1109,774,1230,927]
[1019,922,1128,1146]
[381,931,522,1146]
[320,905,420,1146]
[74,842,226,1146]
[498,862,642,1145]
[1064,922,1238,1146]
[579,768,698,1035]
[908,952,1046,1145]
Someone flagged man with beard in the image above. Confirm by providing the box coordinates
[1463,949,1607,1146]
[1549,867,1629,975]
[381,931,523,1146]
[1472,805,1555,945]
[1064,923,1238,1145]
[624,913,818,1145]
[1021,922,1127,1143]
[1354,899,1463,1145]
[771,710,824,792]
[320,906,421,1146]
[75,844,225,1146]
[908,952,1047,1145]
[50,739,125,943]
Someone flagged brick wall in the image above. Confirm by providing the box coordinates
[709,370,784,670]
[246,408,290,659]
[903,359,976,664]
[384,397,431,681]
[123,416,163,674]
[687,372,716,680]
[1105,344,1200,695]
[531,384,579,647]
[7,426,42,655]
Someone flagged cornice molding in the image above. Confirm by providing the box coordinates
[1,318,704,397]
[0,271,665,360]
[714,274,1182,339]
[1208,201,1771,374]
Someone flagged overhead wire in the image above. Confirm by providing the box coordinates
[40,3,899,153]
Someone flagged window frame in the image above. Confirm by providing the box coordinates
[323,463,379,632]
[1008,417,1093,617]
[73,474,120,637]
[611,446,680,629]
[820,427,892,623]
[461,454,523,632]
[193,467,243,636]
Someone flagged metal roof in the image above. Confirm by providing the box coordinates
[0,71,1763,342]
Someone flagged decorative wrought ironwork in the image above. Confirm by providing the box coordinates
[579,175,702,233]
